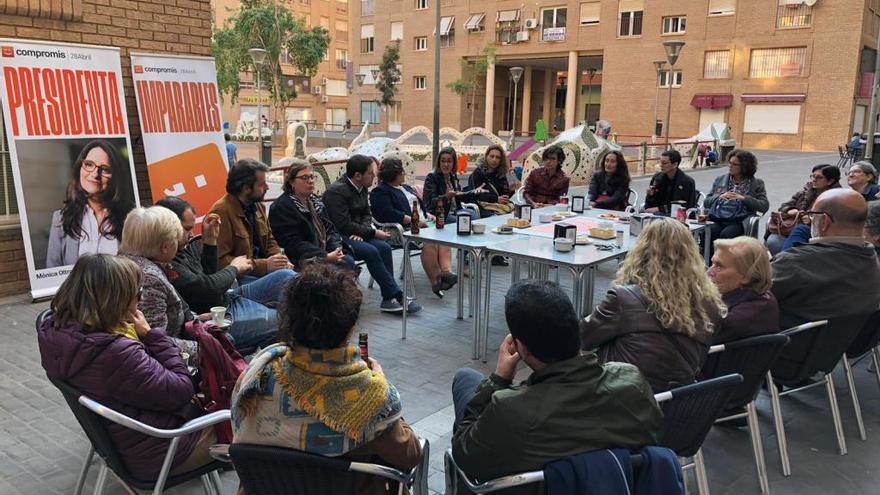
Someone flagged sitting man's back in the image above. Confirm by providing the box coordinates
[771,188,880,329]
[451,281,662,491]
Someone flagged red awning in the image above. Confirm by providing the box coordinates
[740,93,806,103]
[690,94,733,109]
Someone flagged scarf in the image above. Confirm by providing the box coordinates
[292,193,329,250]
[233,343,402,446]
[112,322,139,341]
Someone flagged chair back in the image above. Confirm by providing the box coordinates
[627,189,639,209]
[230,443,356,494]
[771,314,871,385]
[655,374,743,458]
[704,334,790,411]
[846,311,880,359]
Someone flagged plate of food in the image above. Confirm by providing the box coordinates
[493,225,515,235]
[597,213,620,220]
[505,218,531,229]
[587,227,617,240]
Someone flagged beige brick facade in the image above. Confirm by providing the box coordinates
[0,0,213,297]
[350,0,878,151]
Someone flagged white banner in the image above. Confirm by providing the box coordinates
[0,39,139,299]
[130,53,227,228]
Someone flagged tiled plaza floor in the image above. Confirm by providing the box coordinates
[3,150,879,494]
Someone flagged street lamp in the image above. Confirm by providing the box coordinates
[662,40,685,148]
[652,60,666,143]
[585,67,597,132]
[509,66,524,150]
[248,48,267,141]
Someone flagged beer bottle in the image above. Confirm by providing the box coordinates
[358,332,369,361]
[436,199,446,229]
[411,200,420,235]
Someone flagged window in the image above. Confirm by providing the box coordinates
[361,101,381,124]
[325,79,348,96]
[703,50,731,79]
[662,16,686,34]
[496,9,521,43]
[708,0,735,16]
[360,24,375,53]
[658,70,683,87]
[391,21,404,41]
[743,104,801,134]
[415,0,427,9]
[619,11,643,36]
[335,20,348,42]
[335,49,349,70]
[361,0,374,16]
[749,47,807,78]
[414,36,428,51]
[320,16,330,28]
[541,7,567,42]
[465,13,486,32]
[579,2,600,25]
[414,76,427,90]
[777,0,812,28]
[439,16,455,48]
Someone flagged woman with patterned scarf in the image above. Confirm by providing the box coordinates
[232,263,423,495]
[269,160,356,269]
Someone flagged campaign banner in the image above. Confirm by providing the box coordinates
[0,39,140,299]
[130,53,227,228]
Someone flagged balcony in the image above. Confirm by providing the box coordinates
[336,59,349,70]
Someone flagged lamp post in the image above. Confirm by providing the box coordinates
[585,67,597,131]
[248,48,268,162]
[432,0,441,163]
[509,66,524,150]
[652,60,666,143]
[662,40,685,148]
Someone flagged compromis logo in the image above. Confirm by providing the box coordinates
[1,47,13,58]
[144,66,178,74]
[14,48,66,59]
[134,65,144,74]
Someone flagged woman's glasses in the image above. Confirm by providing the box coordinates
[295,174,317,182]
[81,160,113,178]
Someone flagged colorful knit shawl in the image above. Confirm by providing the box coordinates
[233,343,402,446]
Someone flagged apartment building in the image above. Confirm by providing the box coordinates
[213,0,352,131]
[350,0,880,151]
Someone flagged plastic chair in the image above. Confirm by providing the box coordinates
[765,316,870,476]
[841,311,880,442]
[36,310,228,495]
[654,373,744,495]
[218,441,429,495]
[626,189,639,211]
[703,334,790,494]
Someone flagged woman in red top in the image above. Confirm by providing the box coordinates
[523,145,570,207]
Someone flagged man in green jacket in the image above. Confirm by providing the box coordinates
[451,280,662,489]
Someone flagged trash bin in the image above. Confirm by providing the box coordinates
[261,139,272,166]
[457,154,469,174]
[720,145,735,163]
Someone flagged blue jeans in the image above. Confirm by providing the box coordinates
[346,238,400,300]
[452,368,486,431]
[228,268,297,352]
[781,224,812,252]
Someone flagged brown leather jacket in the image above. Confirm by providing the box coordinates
[208,194,280,277]
[580,284,718,392]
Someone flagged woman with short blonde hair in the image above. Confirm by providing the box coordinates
[119,206,183,260]
[581,218,726,391]
[708,236,779,343]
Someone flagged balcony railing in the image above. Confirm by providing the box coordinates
[777,4,812,28]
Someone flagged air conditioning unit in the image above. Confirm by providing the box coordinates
[524,18,539,29]
[320,95,329,103]
[516,31,530,42]
[320,77,328,85]
[312,86,322,95]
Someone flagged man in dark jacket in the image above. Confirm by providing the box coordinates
[771,189,880,329]
[157,197,279,353]
[644,149,697,214]
[324,154,420,314]
[451,281,662,492]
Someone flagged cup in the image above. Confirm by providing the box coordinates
[615,230,625,249]
[539,213,553,223]
[697,212,708,223]
[554,237,574,252]
[471,223,486,234]
[210,306,227,327]
[559,195,570,205]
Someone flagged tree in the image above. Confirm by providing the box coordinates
[213,0,330,127]
[376,41,402,108]
[447,44,496,129]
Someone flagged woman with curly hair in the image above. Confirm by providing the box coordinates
[580,218,727,391]
[46,140,135,268]
[588,150,631,211]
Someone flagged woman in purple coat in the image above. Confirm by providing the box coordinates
[37,254,215,480]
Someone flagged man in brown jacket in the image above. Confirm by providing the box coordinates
[208,158,296,308]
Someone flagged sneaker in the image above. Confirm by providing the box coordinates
[405,300,423,313]
[380,299,404,313]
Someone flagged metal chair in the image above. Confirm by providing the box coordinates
[626,188,639,211]
[370,220,420,297]
[703,334,791,494]
[36,310,228,495]
[213,440,429,495]
[841,311,880,443]
[742,213,763,239]
[654,373,744,495]
[765,316,870,476]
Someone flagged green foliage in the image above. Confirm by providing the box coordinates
[212,0,330,114]
[376,41,402,108]
[445,43,496,127]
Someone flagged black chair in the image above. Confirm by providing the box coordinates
[654,373,744,495]
[841,311,880,442]
[36,309,228,495]
[766,315,871,477]
[227,441,429,495]
[703,334,790,494]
